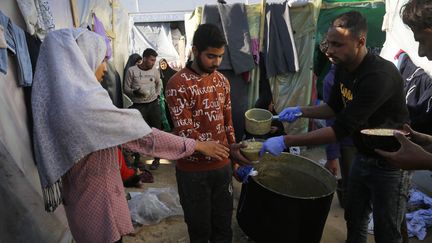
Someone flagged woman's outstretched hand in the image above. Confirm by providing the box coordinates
[195,141,230,161]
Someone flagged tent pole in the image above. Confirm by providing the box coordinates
[70,0,79,28]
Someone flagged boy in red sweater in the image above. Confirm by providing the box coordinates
[165,24,250,242]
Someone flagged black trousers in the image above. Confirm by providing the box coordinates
[176,164,233,243]
[130,99,162,129]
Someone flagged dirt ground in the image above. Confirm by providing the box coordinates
[124,147,431,243]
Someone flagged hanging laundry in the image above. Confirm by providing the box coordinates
[0,11,33,87]
[202,3,255,75]
[218,3,255,74]
[16,0,55,40]
[264,2,299,78]
[93,13,112,59]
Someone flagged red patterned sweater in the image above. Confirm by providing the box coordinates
[165,67,236,172]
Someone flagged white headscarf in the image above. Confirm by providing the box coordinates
[32,28,152,210]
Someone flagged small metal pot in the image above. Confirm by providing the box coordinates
[244,108,273,135]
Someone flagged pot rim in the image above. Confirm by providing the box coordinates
[252,153,337,200]
[245,108,273,123]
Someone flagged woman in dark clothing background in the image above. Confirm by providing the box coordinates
[123,53,142,82]
[159,58,177,131]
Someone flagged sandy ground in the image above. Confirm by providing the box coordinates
[124,147,431,243]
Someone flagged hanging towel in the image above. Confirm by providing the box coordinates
[0,12,10,74]
[202,4,233,71]
[10,21,33,86]
[16,0,55,39]
[218,3,255,74]
[264,2,299,78]
[0,11,33,86]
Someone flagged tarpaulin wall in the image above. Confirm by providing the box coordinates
[0,0,131,242]
[0,0,73,242]
[270,1,321,135]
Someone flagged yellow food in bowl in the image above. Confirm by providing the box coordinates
[361,128,403,136]
[241,140,263,163]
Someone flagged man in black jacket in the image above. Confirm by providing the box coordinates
[260,11,410,243]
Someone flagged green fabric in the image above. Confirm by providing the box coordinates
[246,3,261,40]
[313,2,386,98]
[159,90,171,132]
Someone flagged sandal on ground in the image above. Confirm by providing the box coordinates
[140,169,154,183]
[149,159,160,170]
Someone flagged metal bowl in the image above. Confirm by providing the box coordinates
[360,128,409,152]
[244,108,272,135]
[240,139,264,163]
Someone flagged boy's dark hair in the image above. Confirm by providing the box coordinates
[331,11,368,39]
[142,48,158,58]
[192,24,226,52]
[401,0,432,30]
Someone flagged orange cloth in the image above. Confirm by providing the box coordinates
[118,148,135,181]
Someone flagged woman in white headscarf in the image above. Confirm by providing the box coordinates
[31,28,229,243]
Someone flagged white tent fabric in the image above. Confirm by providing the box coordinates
[380,0,432,76]
[130,22,180,64]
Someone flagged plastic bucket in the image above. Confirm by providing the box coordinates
[236,153,337,243]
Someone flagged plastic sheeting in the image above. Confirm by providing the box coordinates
[271,1,321,135]
[130,22,180,64]
[0,47,71,243]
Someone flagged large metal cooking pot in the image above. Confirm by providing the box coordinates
[236,153,337,243]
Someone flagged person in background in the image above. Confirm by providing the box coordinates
[122,54,144,171]
[260,11,410,242]
[31,28,230,243]
[159,58,177,131]
[123,53,142,82]
[124,48,162,170]
[165,23,251,243]
[375,0,432,170]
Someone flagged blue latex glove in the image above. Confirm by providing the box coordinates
[259,135,287,156]
[236,165,255,183]
[279,106,302,122]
